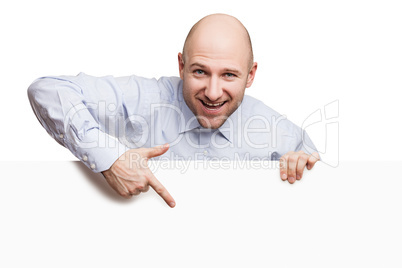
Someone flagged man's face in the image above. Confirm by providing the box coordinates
[178,33,257,129]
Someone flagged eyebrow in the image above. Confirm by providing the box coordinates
[189,63,206,69]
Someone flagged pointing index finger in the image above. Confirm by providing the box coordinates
[147,171,176,208]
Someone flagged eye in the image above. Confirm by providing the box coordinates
[224,73,236,78]
[194,69,205,75]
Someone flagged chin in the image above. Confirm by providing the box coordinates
[197,117,225,129]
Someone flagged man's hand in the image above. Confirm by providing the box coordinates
[101,143,175,208]
[279,151,320,184]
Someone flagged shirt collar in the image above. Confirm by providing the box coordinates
[216,102,242,143]
[178,100,201,133]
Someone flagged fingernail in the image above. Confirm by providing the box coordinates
[296,175,301,180]
[281,174,287,180]
[289,177,295,183]
[170,202,175,208]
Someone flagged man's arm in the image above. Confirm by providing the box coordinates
[27,74,129,172]
[27,73,175,206]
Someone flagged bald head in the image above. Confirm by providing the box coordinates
[182,14,254,70]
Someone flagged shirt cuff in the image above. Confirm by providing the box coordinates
[67,128,130,173]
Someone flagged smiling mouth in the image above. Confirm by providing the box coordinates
[200,100,226,111]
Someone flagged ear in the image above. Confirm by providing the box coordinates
[246,62,258,88]
[178,52,185,80]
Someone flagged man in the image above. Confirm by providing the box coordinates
[28,14,319,208]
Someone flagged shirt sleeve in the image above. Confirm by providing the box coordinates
[27,73,130,173]
[295,129,320,158]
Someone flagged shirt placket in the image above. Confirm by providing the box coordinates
[199,128,211,160]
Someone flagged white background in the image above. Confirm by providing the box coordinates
[1,1,402,267]
[1,0,401,162]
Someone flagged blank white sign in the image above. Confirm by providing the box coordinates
[0,161,400,267]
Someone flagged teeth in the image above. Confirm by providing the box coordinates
[204,101,224,107]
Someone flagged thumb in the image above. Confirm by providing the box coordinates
[144,143,170,159]
[311,152,320,161]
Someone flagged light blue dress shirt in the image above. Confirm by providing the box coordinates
[28,72,317,172]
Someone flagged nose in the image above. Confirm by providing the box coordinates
[204,75,223,102]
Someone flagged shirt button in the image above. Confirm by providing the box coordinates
[83,155,88,162]
[203,150,208,156]
[59,134,64,139]
[90,163,96,170]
